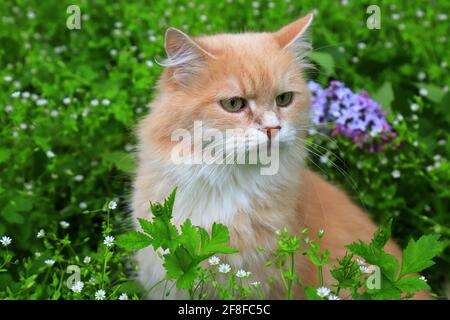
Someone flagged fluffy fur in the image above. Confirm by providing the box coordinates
[132,14,428,299]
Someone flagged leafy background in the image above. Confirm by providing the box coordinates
[0,0,449,298]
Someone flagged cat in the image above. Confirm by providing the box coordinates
[131,14,428,299]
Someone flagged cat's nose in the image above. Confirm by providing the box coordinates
[261,126,281,140]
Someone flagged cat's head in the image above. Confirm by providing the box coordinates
[147,14,314,164]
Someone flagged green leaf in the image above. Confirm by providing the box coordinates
[0,149,11,163]
[373,82,394,113]
[103,151,135,173]
[116,231,152,251]
[371,217,394,249]
[164,246,196,289]
[308,52,335,76]
[415,83,445,103]
[347,241,399,281]
[396,276,430,294]
[304,286,323,300]
[400,235,444,277]
[200,223,238,255]
[179,219,202,255]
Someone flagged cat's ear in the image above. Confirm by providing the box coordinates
[273,13,313,59]
[161,27,215,85]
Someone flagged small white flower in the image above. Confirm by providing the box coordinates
[145,60,154,68]
[208,256,220,266]
[45,259,55,266]
[46,150,55,158]
[419,276,427,282]
[381,158,388,165]
[351,56,359,63]
[110,49,118,56]
[419,88,428,96]
[218,263,231,274]
[19,123,28,130]
[11,91,21,98]
[101,99,110,106]
[438,139,446,146]
[104,236,115,247]
[200,15,207,22]
[114,21,123,29]
[412,114,419,121]
[441,61,448,68]
[236,269,251,278]
[385,41,393,49]
[437,13,447,21]
[35,251,41,257]
[328,294,341,300]
[89,277,96,285]
[74,175,84,182]
[359,265,371,274]
[392,13,400,20]
[416,10,424,18]
[410,103,419,112]
[95,289,106,300]
[392,169,401,179]
[90,99,99,107]
[83,256,91,264]
[50,110,59,117]
[108,200,117,210]
[398,23,405,30]
[5,105,13,112]
[71,281,84,293]
[0,236,12,247]
[320,154,329,164]
[357,42,366,50]
[3,75,13,82]
[316,287,331,297]
[36,98,48,106]
[250,281,261,287]
[22,91,30,98]
[118,293,128,300]
[37,229,45,238]
[79,202,87,209]
[417,72,426,80]
[63,97,71,104]
[341,0,348,5]
[60,221,70,229]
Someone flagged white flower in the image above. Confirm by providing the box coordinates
[316,287,331,297]
[250,281,261,287]
[412,114,419,121]
[104,236,115,247]
[60,221,70,229]
[410,103,419,112]
[36,229,45,238]
[118,293,128,300]
[71,281,84,293]
[114,21,123,29]
[0,236,12,247]
[320,154,329,164]
[417,72,426,80]
[351,56,359,63]
[419,276,427,282]
[110,49,118,56]
[83,256,91,264]
[236,269,251,278]
[11,91,21,98]
[90,99,99,107]
[79,202,87,209]
[416,10,424,17]
[74,175,84,182]
[419,88,428,96]
[208,256,220,266]
[438,139,446,146]
[328,294,341,300]
[45,259,55,266]
[19,123,28,130]
[359,265,371,274]
[5,105,13,112]
[145,60,154,67]
[101,99,110,106]
[35,251,41,257]
[22,91,30,98]
[392,170,401,179]
[4,75,13,82]
[108,200,117,210]
[200,15,207,22]
[392,13,400,20]
[341,0,348,5]
[46,150,55,158]
[441,61,448,68]
[218,263,231,274]
[437,14,447,21]
[63,97,71,104]
[95,289,106,300]
[36,98,48,106]
[50,110,59,117]
[357,42,366,50]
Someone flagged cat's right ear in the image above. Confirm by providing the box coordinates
[161,28,215,85]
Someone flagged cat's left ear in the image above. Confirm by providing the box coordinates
[273,13,313,57]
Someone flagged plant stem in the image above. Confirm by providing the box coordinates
[318,266,323,287]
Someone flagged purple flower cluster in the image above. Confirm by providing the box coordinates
[308,80,396,152]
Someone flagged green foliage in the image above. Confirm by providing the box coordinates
[0,0,448,299]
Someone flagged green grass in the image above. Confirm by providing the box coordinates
[0,0,449,299]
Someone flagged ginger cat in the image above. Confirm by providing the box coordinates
[132,14,428,299]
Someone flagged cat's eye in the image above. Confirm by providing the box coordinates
[275,92,294,107]
[220,97,247,112]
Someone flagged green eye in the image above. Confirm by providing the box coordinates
[220,97,247,112]
[276,92,294,107]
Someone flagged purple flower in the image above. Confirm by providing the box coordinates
[308,80,395,151]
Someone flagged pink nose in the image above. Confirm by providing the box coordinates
[262,126,281,140]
